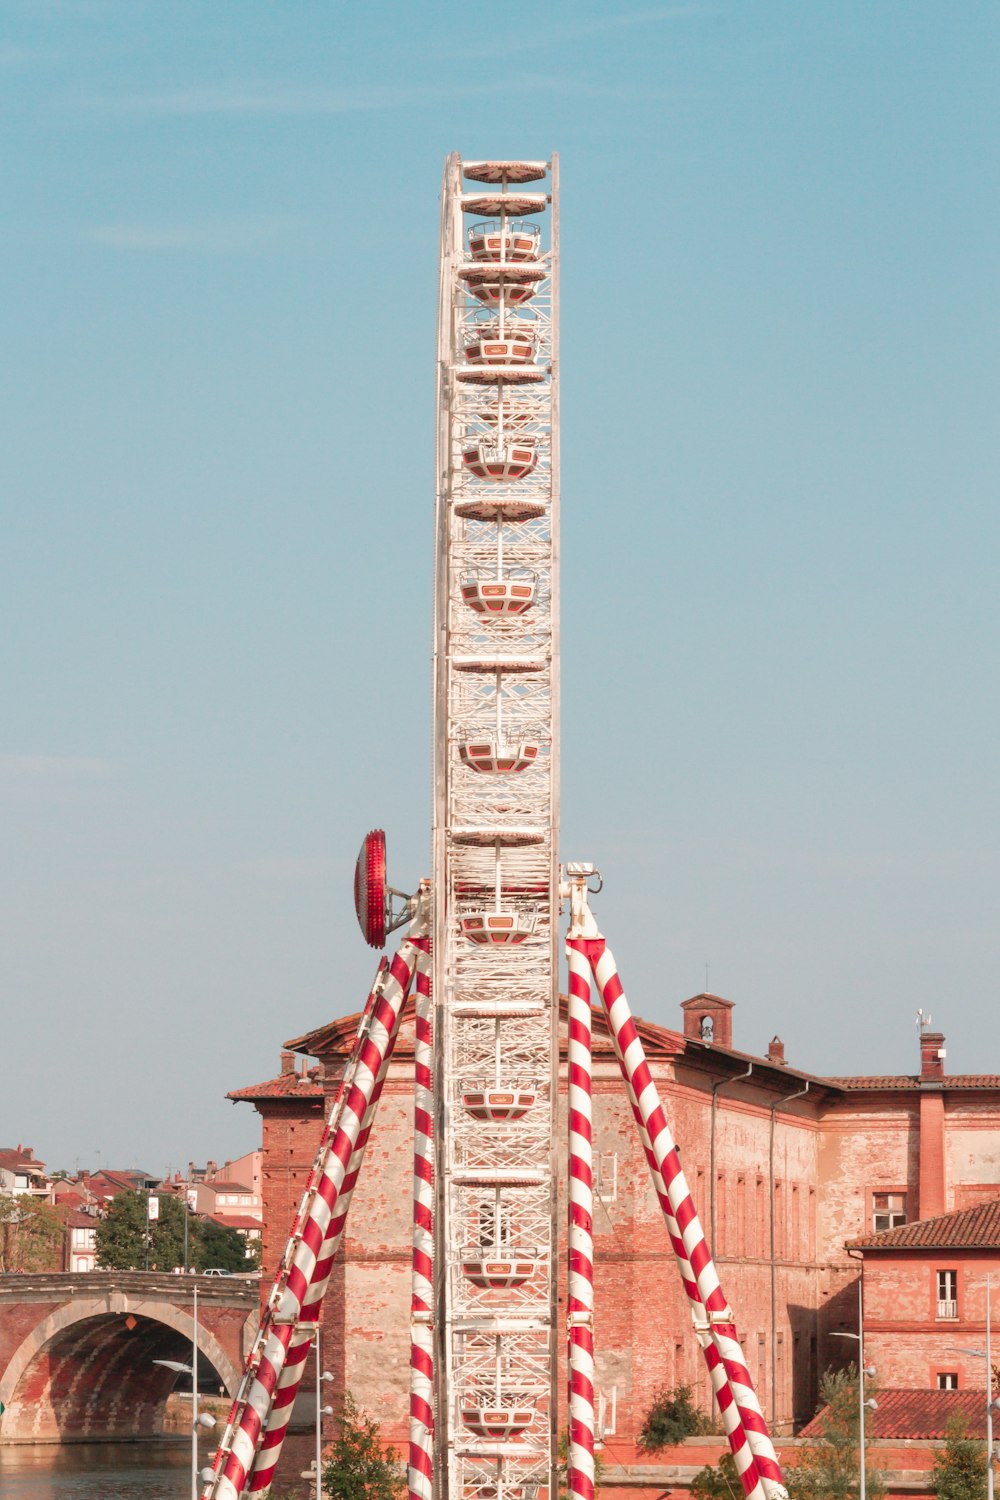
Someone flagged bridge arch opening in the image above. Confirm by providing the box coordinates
[0,1301,240,1444]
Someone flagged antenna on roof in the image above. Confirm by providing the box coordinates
[916,1008,933,1034]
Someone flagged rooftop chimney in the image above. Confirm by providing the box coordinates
[920,1030,947,1081]
[281,1050,295,1075]
[768,1036,786,1065]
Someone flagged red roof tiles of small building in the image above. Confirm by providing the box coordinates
[849,1197,1000,1250]
[800,1388,987,1440]
[228,1072,324,1102]
[207,1213,262,1231]
[62,1208,99,1228]
[830,1074,1000,1090]
[0,1147,46,1174]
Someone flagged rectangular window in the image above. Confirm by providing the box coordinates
[938,1372,959,1390]
[937,1269,958,1318]
[873,1191,907,1233]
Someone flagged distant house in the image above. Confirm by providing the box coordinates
[190,1176,263,1260]
[0,1146,49,1198]
[75,1168,159,1207]
[63,1209,99,1273]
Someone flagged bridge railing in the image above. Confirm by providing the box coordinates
[0,1270,260,1301]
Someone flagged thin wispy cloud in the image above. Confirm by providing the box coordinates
[82,216,302,252]
[87,71,655,118]
[0,45,43,66]
[446,5,708,60]
[0,754,111,780]
[239,856,336,883]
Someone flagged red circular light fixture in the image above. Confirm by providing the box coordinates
[354,829,387,949]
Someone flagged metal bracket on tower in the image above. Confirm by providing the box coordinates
[562,862,603,940]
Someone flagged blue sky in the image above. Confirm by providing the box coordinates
[2,1,998,1175]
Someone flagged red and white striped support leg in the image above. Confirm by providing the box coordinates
[565,943,596,1500]
[202,936,424,1500]
[409,937,435,1500]
[586,941,786,1500]
[569,939,763,1499]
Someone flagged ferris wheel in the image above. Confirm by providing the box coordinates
[196,155,788,1500]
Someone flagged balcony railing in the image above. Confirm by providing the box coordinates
[937,1298,958,1319]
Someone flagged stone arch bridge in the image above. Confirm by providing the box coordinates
[0,1272,259,1444]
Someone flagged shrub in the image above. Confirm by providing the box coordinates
[793,1365,884,1500]
[931,1414,989,1500]
[322,1392,405,1500]
[691,1450,743,1500]
[637,1384,711,1451]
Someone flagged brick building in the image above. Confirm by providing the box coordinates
[231,994,1000,1453]
[850,1198,1000,1393]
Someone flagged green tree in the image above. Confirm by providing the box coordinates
[95,1189,187,1270]
[931,1415,989,1500]
[637,1384,712,1451]
[0,1194,64,1272]
[192,1217,251,1272]
[322,1392,404,1500]
[690,1450,743,1500]
[793,1366,884,1500]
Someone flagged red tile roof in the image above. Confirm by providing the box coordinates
[800,1388,988,1440]
[831,1074,1000,1090]
[0,1147,46,1175]
[201,1180,254,1193]
[849,1197,1000,1250]
[63,1208,99,1228]
[228,1072,324,1102]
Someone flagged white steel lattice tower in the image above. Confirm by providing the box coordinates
[432,154,560,1500]
[195,150,786,1500]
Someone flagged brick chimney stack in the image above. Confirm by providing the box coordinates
[768,1036,786,1065]
[920,1031,947,1080]
[281,1050,295,1075]
[918,1029,947,1218]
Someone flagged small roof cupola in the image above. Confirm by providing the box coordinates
[681,993,735,1050]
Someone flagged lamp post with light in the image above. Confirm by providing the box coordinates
[946,1271,999,1500]
[315,1323,334,1500]
[832,1279,877,1500]
[154,1280,217,1500]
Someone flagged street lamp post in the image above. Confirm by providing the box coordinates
[946,1271,999,1500]
[152,1282,216,1500]
[192,1281,202,1500]
[315,1324,334,1500]
[832,1278,877,1500]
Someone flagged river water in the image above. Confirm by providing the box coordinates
[0,1438,315,1499]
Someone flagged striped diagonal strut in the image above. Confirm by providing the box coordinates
[567,943,764,1500]
[578,935,787,1500]
[565,943,596,1500]
[408,937,434,1500]
[201,919,427,1500]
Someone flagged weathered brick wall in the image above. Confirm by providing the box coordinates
[816,1101,919,1267]
[257,1100,325,1292]
[945,1106,1000,1209]
[235,1006,1000,1474]
[291,1037,825,1445]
